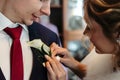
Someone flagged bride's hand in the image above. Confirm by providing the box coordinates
[44,55,66,80]
[50,43,87,78]
[50,42,78,68]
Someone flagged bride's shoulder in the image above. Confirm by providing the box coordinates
[98,71,120,80]
[83,71,120,80]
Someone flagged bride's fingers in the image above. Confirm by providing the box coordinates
[45,55,67,80]
[46,61,57,80]
[45,61,54,75]
[50,43,59,50]
[52,56,66,73]
[52,57,67,80]
[45,55,60,74]
[50,43,67,57]
[51,48,68,57]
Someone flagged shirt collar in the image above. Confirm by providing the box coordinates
[0,12,28,32]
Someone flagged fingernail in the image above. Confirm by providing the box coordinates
[42,62,45,67]
[45,55,49,58]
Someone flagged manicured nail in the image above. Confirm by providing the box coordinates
[45,55,49,58]
[42,62,45,67]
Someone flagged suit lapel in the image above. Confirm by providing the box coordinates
[27,22,60,80]
[28,22,47,63]
[28,23,48,80]
[0,68,6,80]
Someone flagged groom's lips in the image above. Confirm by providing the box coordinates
[32,14,39,21]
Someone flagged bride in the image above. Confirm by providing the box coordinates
[81,0,120,79]
[43,0,120,80]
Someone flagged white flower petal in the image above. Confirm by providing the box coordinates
[27,39,43,51]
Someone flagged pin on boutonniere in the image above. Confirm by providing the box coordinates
[27,39,60,63]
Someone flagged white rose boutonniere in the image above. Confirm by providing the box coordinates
[27,39,61,62]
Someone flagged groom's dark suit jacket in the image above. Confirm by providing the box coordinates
[0,22,61,80]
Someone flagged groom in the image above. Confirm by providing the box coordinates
[0,0,62,80]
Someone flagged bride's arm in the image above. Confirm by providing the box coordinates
[50,43,87,79]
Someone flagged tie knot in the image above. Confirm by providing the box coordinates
[4,26,22,39]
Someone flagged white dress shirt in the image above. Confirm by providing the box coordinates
[0,12,33,80]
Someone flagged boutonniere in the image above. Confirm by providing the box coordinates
[27,39,51,56]
[27,39,60,63]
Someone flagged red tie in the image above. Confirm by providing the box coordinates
[4,26,24,80]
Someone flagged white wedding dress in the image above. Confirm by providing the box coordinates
[81,48,120,80]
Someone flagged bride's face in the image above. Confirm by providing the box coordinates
[84,20,116,54]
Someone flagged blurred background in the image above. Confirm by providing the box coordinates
[37,0,94,79]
